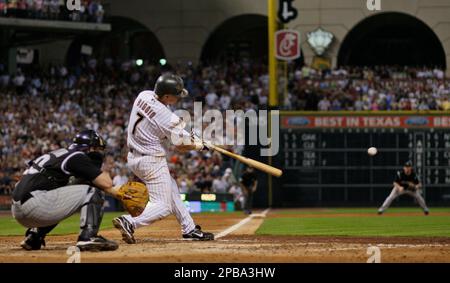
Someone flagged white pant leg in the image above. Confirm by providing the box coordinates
[170,177,195,234]
[379,187,402,212]
[404,190,429,211]
[124,155,172,229]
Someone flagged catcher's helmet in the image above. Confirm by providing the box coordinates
[154,74,189,98]
[69,130,106,151]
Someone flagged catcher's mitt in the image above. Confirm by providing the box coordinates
[116,182,149,217]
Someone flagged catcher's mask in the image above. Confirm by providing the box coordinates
[69,130,107,152]
[154,73,189,98]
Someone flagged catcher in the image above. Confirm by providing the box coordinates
[11,130,148,251]
[378,161,429,215]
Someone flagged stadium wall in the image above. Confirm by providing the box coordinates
[269,110,450,208]
[108,0,450,73]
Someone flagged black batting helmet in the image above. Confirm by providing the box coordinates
[154,74,189,98]
[69,130,106,151]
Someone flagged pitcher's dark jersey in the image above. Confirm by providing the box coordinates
[13,148,102,202]
[394,170,420,189]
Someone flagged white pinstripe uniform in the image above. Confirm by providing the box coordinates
[122,90,196,234]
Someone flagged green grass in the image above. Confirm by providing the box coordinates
[273,207,450,214]
[257,208,450,237]
[0,212,123,236]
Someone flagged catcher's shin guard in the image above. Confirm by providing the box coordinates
[79,187,105,241]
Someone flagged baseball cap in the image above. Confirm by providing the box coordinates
[404,161,413,167]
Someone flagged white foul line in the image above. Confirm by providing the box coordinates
[215,208,270,239]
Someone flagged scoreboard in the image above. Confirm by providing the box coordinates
[276,114,450,206]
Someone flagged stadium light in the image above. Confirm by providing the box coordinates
[135,59,143,66]
[159,58,167,66]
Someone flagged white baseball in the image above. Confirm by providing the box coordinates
[368,147,377,156]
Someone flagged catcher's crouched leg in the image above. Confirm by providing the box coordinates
[77,187,118,251]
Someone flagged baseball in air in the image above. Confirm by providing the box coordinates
[368,147,378,156]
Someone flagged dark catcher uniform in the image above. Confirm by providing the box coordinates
[11,130,118,251]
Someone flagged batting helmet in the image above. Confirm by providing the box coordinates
[69,130,106,151]
[154,74,189,98]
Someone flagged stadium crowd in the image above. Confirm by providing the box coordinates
[0,59,449,210]
[0,59,253,207]
[0,0,105,23]
[285,65,450,111]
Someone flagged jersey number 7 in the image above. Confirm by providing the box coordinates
[132,112,144,135]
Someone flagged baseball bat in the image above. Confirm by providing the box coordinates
[207,143,283,177]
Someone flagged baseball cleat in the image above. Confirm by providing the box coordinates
[183,225,214,241]
[112,216,136,244]
[76,235,118,251]
[20,228,46,251]
[377,211,383,215]
[424,210,429,216]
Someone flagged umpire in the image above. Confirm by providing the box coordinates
[11,130,118,251]
[240,166,258,215]
[378,161,430,215]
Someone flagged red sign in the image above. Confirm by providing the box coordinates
[282,116,450,129]
[0,195,12,206]
[275,29,300,61]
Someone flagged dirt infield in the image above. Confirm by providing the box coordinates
[1,211,450,263]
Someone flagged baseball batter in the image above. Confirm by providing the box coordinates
[11,130,118,251]
[113,74,214,243]
[378,161,430,215]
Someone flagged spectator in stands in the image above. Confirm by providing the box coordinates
[7,0,18,17]
[49,0,59,20]
[0,0,104,22]
[16,0,27,17]
[88,0,103,23]
[42,0,50,19]
[0,59,449,205]
[112,166,129,188]
[177,174,192,194]
[33,0,43,19]
[318,95,331,111]
[211,172,228,194]
[0,171,12,195]
[228,183,244,211]
[0,1,7,16]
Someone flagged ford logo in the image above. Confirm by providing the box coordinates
[405,117,428,126]
[287,117,310,126]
